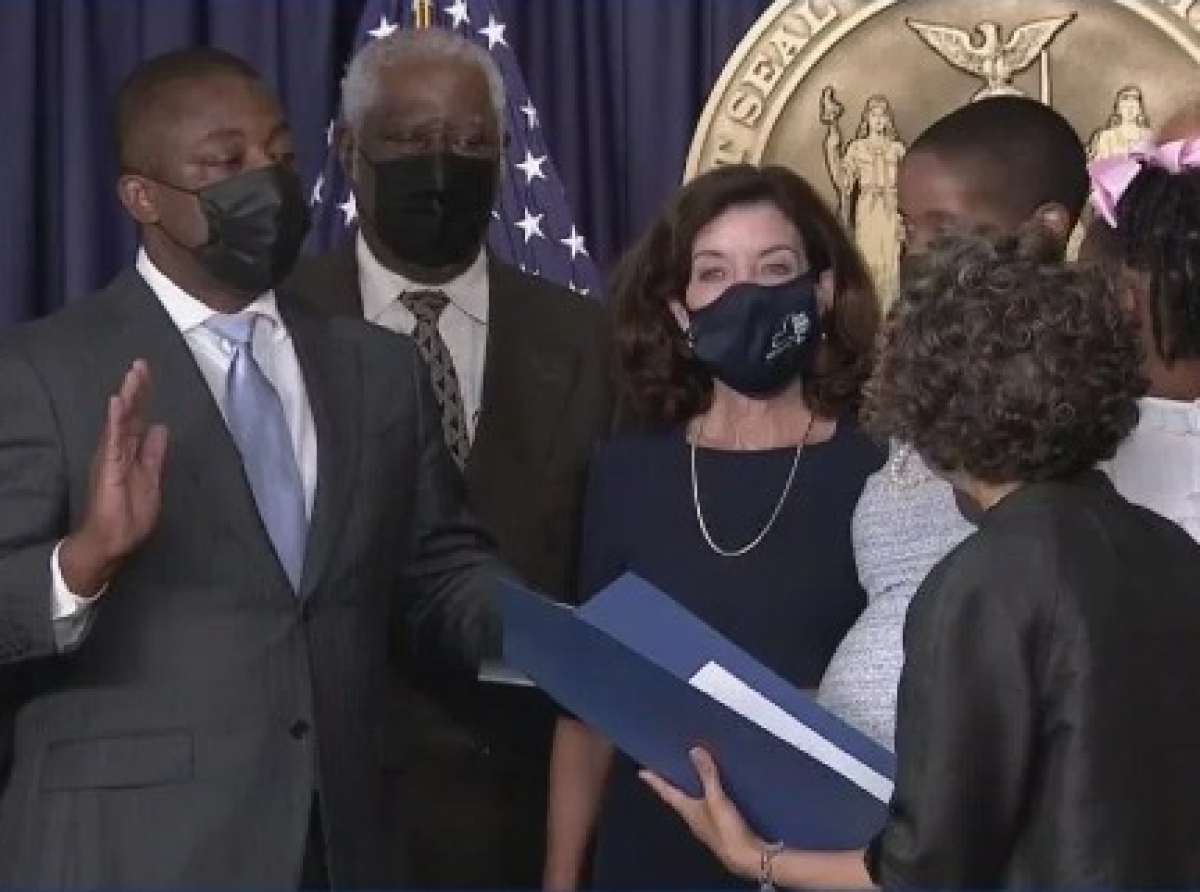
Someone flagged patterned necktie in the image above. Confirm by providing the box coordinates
[206,313,308,591]
[399,289,470,468]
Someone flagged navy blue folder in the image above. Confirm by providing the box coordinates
[499,572,895,849]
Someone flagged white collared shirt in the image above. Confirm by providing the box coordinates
[1104,396,1200,542]
[51,250,318,648]
[355,233,489,439]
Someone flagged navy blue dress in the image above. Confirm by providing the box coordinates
[579,422,886,889]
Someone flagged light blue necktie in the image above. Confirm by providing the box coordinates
[206,313,308,591]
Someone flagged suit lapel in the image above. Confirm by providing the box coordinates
[110,273,292,592]
[285,240,364,318]
[284,305,362,599]
[317,242,363,315]
[468,262,575,488]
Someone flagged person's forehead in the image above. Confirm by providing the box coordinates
[898,151,977,210]
[696,209,797,244]
[157,74,281,137]
[372,58,492,114]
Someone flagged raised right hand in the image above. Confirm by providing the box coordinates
[60,360,168,597]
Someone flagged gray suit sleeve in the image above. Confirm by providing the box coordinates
[0,347,72,665]
[397,349,504,671]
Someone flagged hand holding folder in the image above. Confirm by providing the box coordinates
[498,572,895,850]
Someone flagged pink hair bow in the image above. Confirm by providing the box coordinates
[1089,138,1200,227]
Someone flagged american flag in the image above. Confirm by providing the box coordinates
[309,0,602,296]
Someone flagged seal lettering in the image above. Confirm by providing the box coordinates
[1161,0,1197,20]
[710,134,752,168]
[783,0,838,39]
[727,90,764,128]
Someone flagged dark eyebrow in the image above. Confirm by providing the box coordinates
[195,120,290,146]
[758,244,800,258]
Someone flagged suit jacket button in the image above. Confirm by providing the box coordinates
[289,719,310,740]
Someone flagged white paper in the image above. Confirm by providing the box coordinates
[478,659,535,687]
[689,661,893,801]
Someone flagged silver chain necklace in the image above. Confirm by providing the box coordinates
[689,413,816,558]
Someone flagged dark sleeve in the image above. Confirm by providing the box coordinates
[866,545,1036,889]
[396,349,505,670]
[548,299,618,604]
[555,442,625,721]
[576,443,626,601]
[0,347,70,665]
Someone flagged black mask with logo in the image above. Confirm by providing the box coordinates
[359,151,498,269]
[155,165,311,294]
[686,276,824,396]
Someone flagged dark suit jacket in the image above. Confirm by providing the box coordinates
[287,245,615,605]
[0,269,501,888]
[869,472,1200,888]
[286,245,614,885]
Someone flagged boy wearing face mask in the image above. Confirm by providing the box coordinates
[286,27,615,891]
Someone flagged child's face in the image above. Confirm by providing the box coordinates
[897,150,1014,254]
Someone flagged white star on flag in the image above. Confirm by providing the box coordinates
[444,0,470,29]
[338,193,358,225]
[519,98,539,129]
[560,226,588,259]
[325,121,336,146]
[569,282,591,296]
[515,208,544,243]
[369,15,398,38]
[479,14,507,49]
[310,175,325,206]
[515,150,547,183]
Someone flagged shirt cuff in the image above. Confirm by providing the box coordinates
[51,539,104,620]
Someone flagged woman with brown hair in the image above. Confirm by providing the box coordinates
[542,164,885,890]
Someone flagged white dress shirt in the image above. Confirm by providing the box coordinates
[355,233,489,440]
[1104,396,1200,542]
[50,250,318,649]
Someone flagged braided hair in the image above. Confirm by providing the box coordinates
[1110,166,1200,362]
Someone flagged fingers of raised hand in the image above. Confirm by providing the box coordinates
[106,361,154,467]
[137,424,169,480]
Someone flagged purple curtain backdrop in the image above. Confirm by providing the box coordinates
[0,0,769,329]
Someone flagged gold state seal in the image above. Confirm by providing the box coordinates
[686,0,1200,302]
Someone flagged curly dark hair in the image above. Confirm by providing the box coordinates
[1083,166,1200,363]
[863,232,1145,484]
[609,164,880,426]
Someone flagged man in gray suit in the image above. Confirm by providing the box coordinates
[0,48,501,888]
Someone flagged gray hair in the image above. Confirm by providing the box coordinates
[340,28,506,134]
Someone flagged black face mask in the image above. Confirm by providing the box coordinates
[159,166,311,294]
[361,151,497,269]
[686,276,823,396]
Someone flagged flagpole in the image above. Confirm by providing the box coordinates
[413,0,433,28]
